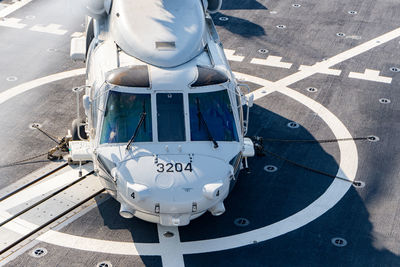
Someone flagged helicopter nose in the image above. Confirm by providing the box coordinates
[114,154,233,226]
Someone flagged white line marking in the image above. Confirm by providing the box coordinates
[0,17,26,29]
[0,68,85,105]
[251,55,293,69]
[349,69,392,84]
[0,0,32,18]
[298,65,342,76]
[223,49,244,62]
[5,25,400,262]
[157,225,185,267]
[37,231,160,255]
[30,23,68,35]
[277,27,400,87]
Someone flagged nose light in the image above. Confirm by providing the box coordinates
[155,203,160,213]
[192,202,198,212]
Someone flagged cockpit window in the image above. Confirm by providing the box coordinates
[100,91,152,144]
[157,93,186,142]
[189,90,239,142]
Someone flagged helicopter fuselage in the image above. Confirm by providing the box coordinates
[71,0,254,226]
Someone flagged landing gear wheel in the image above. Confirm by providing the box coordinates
[71,119,88,141]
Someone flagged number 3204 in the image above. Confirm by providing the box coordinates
[156,163,192,173]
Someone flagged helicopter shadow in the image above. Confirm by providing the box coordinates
[212,12,266,38]
[179,104,400,266]
[95,197,162,265]
[150,1,266,40]
[220,0,268,10]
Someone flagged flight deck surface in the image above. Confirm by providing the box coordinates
[0,0,400,266]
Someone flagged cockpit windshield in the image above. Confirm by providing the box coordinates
[189,90,239,142]
[157,93,186,142]
[100,91,152,144]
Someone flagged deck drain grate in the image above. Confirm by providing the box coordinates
[379,98,391,104]
[292,4,301,7]
[307,87,318,93]
[258,49,269,54]
[352,181,365,188]
[234,218,250,227]
[287,121,300,129]
[331,237,347,247]
[97,261,112,267]
[31,248,47,258]
[336,32,346,37]
[348,11,357,15]
[219,17,229,21]
[367,135,380,142]
[276,25,286,29]
[264,165,278,173]
[390,67,400,72]
[163,231,174,238]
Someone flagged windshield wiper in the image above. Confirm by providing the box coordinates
[196,97,219,149]
[126,100,147,151]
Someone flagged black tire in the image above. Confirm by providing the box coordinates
[71,119,88,140]
[86,18,94,58]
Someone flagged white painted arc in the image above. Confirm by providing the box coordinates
[29,72,357,257]
[4,6,400,266]
[182,81,358,254]
[0,68,85,105]
[38,230,161,255]
[7,22,400,258]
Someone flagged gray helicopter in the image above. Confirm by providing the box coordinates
[69,0,255,226]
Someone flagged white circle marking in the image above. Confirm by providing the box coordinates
[0,69,357,256]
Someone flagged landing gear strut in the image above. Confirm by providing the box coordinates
[250,136,265,157]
